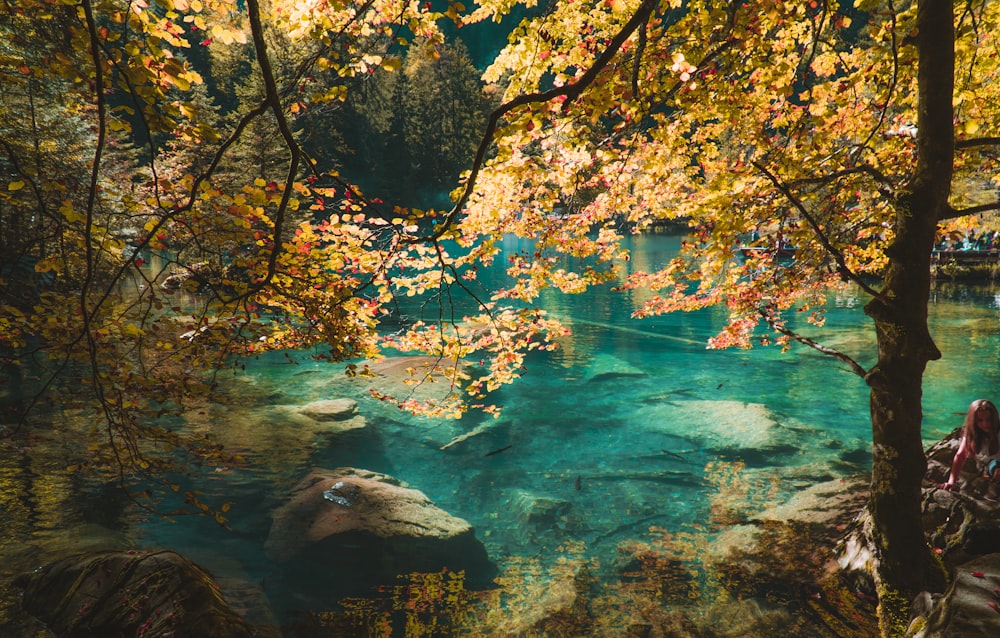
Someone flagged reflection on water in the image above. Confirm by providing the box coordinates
[2,234,999,634]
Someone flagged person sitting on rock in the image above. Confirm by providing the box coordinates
[940,399,1000,493]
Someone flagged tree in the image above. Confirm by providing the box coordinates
[444,0,1000,631]
[341,38,491,206]
[0,0,561,517]
[3,0,998,631]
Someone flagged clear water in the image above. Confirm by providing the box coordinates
[3,232,1000,633]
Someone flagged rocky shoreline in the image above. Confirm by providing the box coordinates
[11,429,1000,637]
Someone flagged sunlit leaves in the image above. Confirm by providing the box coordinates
[462,0,1000,350]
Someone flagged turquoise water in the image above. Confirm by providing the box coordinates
[4,232,1000,632]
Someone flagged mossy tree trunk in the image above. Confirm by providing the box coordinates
[862,0,953,626]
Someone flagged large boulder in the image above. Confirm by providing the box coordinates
[15,550,253,638]
[265,468,496,595]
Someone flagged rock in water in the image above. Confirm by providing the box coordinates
[16,550,253,638]
[298,398,359,422]
[265,468,496,596]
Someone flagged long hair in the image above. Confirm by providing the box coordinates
[962,399,1000,456]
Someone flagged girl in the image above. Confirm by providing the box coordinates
[940,399,1000,492]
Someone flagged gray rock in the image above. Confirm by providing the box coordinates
[265,468,497,593]
[298,398,359,422]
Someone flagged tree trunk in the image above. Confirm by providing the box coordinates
[861,0,953,622]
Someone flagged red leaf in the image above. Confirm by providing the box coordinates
[972,572,986,578]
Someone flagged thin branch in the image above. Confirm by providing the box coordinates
[246,0,298,287]
[631,20,647,98]
[955,136,1000,150]
[786,164,895,194]
[418,0,659,242]
[761,309,869,379]
[941,200,1000,220]
[855,0,900,158]
[753,161,884,300]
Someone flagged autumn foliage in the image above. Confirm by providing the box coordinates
[3,0,1000,623]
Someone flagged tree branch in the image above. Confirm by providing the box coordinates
[753,161,884,300]
[417,0,659,242]
[940,200,1000,220]
[786,164,895,194]
[761,310,869,379]
[955,136,1000,150]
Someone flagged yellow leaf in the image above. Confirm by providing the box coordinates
[60,200,85,223]
[8,180,25,191]
[122,323,144,337]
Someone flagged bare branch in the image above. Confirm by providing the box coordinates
[955,136,1000,150]
[753,161,884,300]
[761,310,869,379]
[941,200,1000,220]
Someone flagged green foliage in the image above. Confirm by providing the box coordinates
[340,38,492,206]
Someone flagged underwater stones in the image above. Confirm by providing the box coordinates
[613,539,696,603]
[490,562,595,636]
[298,398,359,422]
[265,468,496,592]
[709,477,872,596]
[16,550,253,638]
[366,355,469,394]
[509,490,581,541]
[582,353,648,383]
[296,398,367,435]
[638,400,788,452]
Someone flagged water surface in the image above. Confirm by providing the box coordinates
[2,233,998,634]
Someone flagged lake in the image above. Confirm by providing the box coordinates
[2,232,999,635]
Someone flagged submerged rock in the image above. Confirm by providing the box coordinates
[508,490,583,543]
[489,562,595,636]
[298,398,359,422]
[637,399,794,452]
[265,468,496,595]
[582,353,648,383]
[15,550,253,638]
